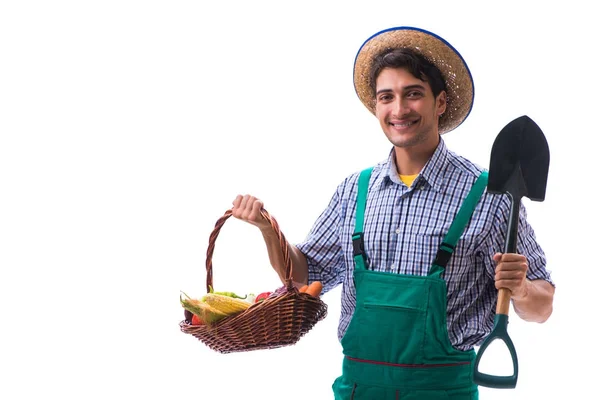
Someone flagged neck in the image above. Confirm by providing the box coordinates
[393,136,440,175]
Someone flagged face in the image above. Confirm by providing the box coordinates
[374,67,446,150]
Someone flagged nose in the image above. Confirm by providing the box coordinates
[393,97,410,116]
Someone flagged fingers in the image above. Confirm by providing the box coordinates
[494,273,527,296]
[494,267,526,293]
[494,253,529,296]
[232,194,243,209]
[494,253,527,263]
[231,194,266,226]
[495,269,526,284]
[494,253,528,273]
[250,198,264,222]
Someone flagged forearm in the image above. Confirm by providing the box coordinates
[260,227,308,286]
[512,279,555,323]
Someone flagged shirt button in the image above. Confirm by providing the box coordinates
[395,228,401,234]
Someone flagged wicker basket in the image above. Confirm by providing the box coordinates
[180,208,328,353]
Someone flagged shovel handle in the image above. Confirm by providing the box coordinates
[496,287,511,315]
[496,193,519,314]
[474,194,521,388]
[504,194,520,255]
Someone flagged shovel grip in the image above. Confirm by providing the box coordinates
[473,314,519,388]
[496,287,511,315]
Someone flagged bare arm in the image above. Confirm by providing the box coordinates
[511,279,555,322]
[259,227,308,286]
[494,253,555,323]
[231,195,309,286]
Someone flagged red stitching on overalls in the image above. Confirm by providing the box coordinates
[346,355,471,368]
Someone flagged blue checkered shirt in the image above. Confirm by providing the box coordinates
[296,138,552,351]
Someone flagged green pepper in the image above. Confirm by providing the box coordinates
[208,285,247,299]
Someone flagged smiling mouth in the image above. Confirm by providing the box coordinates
[390,120,416,128]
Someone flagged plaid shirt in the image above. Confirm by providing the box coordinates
[296,138,552,351]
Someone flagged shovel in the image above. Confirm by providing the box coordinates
[473,115,550,388]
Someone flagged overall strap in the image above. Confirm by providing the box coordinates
[352,167,374,271]
[430,171,489,277]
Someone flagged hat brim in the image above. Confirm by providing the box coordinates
[353,26,474,134]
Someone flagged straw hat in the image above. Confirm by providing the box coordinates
[353,26,474,134]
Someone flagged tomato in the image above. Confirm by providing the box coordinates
[255,292,272,303]
[191,314,204,325]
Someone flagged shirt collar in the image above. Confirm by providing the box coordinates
[374,137,450,193]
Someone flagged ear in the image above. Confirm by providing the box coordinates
[436,91,447,116]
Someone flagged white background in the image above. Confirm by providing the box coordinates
[1,1,596,399]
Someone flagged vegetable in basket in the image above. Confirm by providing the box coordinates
[202,293,251,315]
[299,281,323,297]
[180,292,229,325]
[255,292,272,303]
[180,291,252,326]
[208,285,247,299]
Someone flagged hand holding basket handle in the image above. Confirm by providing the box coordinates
[180,201,328,354]
[229,194,308,288]
[230,194,272,230]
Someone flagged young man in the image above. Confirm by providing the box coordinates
[231,26,554,399]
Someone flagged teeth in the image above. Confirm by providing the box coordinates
[392,121,414,127]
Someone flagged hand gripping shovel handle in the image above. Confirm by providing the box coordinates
[473,195,520,388]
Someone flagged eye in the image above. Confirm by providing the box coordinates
[377,93,393,102]
[406,91,424,99]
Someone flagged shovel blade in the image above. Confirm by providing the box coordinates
[488,115,550,201]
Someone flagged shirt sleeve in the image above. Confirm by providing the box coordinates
[483,194,554,286]
[295,186,346,295]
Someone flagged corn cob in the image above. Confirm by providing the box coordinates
[201,293,251,316]
[180,292,228,325]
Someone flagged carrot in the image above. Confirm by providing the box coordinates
[299,285,309,293]
[305,281,323,297]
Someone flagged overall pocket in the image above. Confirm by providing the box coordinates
[359,302,427,363]
[344,270,430,364]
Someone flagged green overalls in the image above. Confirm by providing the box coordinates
[332,168,488,400]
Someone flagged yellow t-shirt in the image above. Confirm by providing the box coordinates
[399,174,418,187]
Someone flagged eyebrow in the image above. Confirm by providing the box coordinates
[375,84,426,96]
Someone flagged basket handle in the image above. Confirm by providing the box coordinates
[205,208,294,293]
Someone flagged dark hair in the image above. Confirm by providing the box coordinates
[369,48,447,98]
